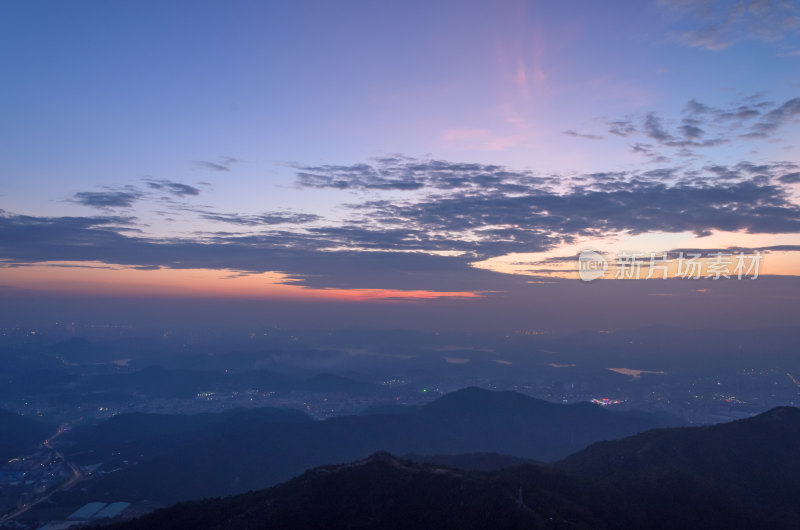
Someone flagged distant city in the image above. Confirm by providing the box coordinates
[0,324,798,527]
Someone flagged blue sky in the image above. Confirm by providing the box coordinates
[1,0,800,329]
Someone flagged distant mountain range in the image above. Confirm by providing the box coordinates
[54,387,680,505]
[0,365,387,403]
[108,406,800,530]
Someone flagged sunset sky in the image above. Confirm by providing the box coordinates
[1,0,800,330]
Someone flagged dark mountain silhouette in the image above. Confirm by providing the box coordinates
[406,452,537,471]
[106,452,589,530]
[62,406,311,466]
[54,387,679,505]
[411,387,680,458]
[108,406,800,530]
[358,402,417,415]
[556,406,800,528]
[0,409,53,461]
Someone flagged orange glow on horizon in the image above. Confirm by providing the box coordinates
[473,230,800,279]
[0,262,481,302]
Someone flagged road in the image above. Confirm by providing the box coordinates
[0,424,85,523]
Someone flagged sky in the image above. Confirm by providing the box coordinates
[1,0,800,330]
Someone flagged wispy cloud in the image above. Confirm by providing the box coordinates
[587,95,799,161]
[195,157,241,172]
[145,178,201,197]
[73,178,202,211]
[661,0,800,51]
[741,97,800,138]
[72,189,143,209]
[562,130,604,140]
[197,210,321,226]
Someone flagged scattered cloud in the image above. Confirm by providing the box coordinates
[641,112,727,148]
[12,148,800,291]
[73,179,202,211]
[72,189,143,209]
[198,210,321,226]
[741,97,800,138]
[292,156,546,193]
[145,178,201,197]
[779,172,800,184]
[562,130,604,140]
[606,119,637,137]
[661,0,800,51]
[0,210,517,291]
[196,157,240,172]
[589,95,800,161]
[354,175,800,251]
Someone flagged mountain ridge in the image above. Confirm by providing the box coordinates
[107,405,800,529]
[53,387,680,505]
